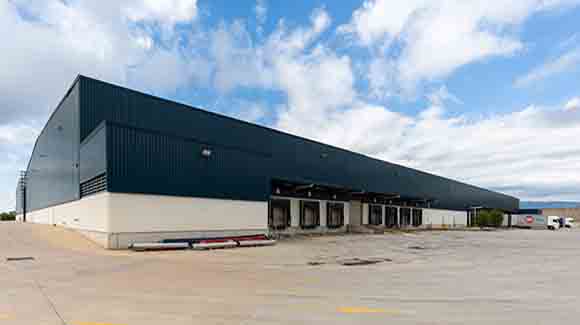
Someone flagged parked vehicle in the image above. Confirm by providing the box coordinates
[546,216,560,230]
[513,214,560,230]
[563,217,575,228]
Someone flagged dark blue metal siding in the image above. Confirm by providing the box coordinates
[106,122,270,201]
[25,82,80,211]
[80,122,107,183]
[78,76,518,211]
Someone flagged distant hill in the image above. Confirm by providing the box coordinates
[520,201,580,209]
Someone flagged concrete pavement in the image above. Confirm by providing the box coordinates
[1,222,579,324]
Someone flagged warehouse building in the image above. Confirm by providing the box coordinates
[540,208,580,220]
[15,76,519,249]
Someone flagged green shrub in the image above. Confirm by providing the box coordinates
[476,209,504,228]
[475,213,484,227]
[0,211,16,221]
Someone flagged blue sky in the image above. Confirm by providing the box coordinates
[1,0,580,211]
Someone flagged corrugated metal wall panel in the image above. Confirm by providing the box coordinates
[80,123,107,183]
[79,76,518,211]
[106,123,270,201]
[25,82,80,211]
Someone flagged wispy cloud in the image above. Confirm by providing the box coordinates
[514,46,580,87]
[337,0,568,96]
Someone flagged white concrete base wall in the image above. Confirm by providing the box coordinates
[349,201,362,226]
[24,193,111,247]
[362,203,369,225]
[25,193,109,231]
[24,192,268,249]
[355,205,466,229]
[422,208,467,228]
[23,192,470,249]
[107,193,268,248]
[108,193,267,233]
[26,207,51,224]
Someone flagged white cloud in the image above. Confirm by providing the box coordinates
[209,8,332,94]
[341,0,562,47]
[0,0,203,125]
[565,97,580,111]
[514,46,580,87]
[0,0,204,125]
[338,0,429,46]
[0,123,40,213]
[395,1,524,91]
[340,0,578,96]
[274,49,357,139]
[210,20,273,93]
[211,7,351,140]
[0,0,202,211]
[123,0,198,25]
[0,124,40,146]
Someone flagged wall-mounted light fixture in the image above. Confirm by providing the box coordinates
[201,148,212,158]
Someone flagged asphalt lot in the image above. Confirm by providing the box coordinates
[1,222,579,325]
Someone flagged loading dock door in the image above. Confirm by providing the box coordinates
[269,199,291,230]
[300,201,320,229]
[400,207,411,227]
[327,203,345,228]
[369,205,383,225]
[412,209,423,227]
[385,206,398,228]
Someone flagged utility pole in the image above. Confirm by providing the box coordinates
[19,171,27,223]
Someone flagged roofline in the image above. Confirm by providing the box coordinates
[21,73,518,203]
[80,74,518,202]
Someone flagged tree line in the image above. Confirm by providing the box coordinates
[0,211,16,221]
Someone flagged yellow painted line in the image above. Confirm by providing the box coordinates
[337,307,401,315]
[72,322,127,325]
[0,313,12,320]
